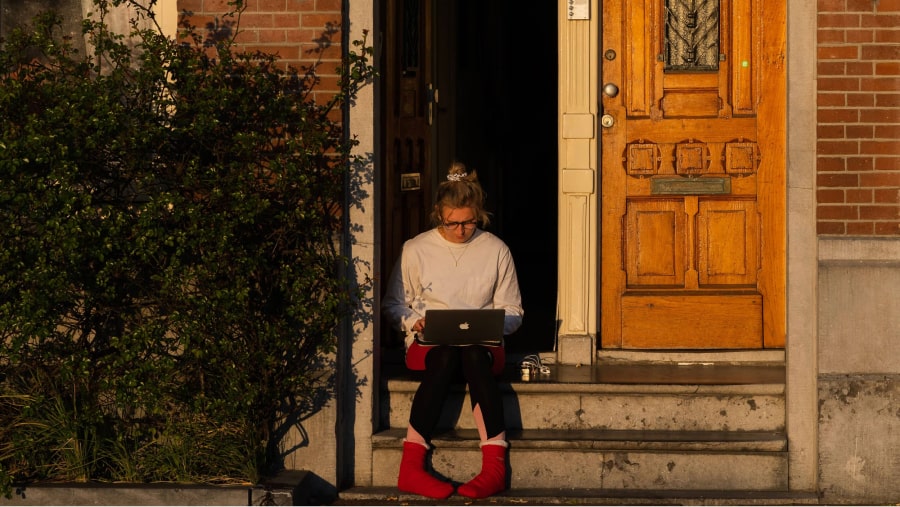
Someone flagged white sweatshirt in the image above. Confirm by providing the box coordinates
[383,228,524,349]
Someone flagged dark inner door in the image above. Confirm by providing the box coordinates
[382,0,557,353]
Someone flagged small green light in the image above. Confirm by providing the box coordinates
[742,60,749,68]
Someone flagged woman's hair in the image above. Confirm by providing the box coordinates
[430,161,491,227]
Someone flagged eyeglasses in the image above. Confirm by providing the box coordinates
[441,219,477,231]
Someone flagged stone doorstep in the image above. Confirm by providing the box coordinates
[373,427,787,452]
[371,428,789,491]
[336,486,820,505]
[383,369,787,433]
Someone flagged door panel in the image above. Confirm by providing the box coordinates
[382,0,434,348]
[601,0,785,349]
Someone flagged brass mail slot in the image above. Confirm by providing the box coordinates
[651,176,731,195]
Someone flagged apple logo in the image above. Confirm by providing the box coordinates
[459,322,470,330]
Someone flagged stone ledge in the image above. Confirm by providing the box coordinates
[0,470,323,506]
[335,486,820,505]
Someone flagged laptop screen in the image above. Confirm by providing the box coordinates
[419,309,505,346]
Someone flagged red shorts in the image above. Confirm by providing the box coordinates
[406,341,505,376]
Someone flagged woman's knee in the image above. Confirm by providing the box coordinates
[424,345,460,372]
[459,345,492,367]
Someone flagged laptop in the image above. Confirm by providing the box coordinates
[418,309,505,346]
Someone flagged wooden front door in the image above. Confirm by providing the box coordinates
[382,0,432,348]
[600,0,785,349]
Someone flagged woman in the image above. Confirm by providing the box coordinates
[383,162,524,499]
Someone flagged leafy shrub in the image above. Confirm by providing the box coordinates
[0,0,374,494]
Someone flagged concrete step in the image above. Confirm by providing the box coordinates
[382,362,785,432]
[336,486,819,505]
[371,428,788,491]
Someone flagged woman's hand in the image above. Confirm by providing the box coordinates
[412,318,425,333]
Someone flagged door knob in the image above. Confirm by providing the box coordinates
[600,114,615,128]
[603,82,619,98]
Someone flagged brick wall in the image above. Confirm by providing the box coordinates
[817,0,900,235]
[177,0,343,99]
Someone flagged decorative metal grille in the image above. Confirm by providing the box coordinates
[664,0,720,71]
[402,0,420,75]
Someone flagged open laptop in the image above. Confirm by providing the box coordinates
[418,309,505,346]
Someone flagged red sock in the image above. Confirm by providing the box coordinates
[397,440,454,499]
[457,440,508,499]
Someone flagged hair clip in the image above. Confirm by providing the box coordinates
[446,172,467,182]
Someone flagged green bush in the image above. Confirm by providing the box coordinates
[0,0,373,494]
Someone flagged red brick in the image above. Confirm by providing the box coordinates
[861,108,900,122]
[846,61,874,75]
[272,13,303,27]
[818,29,847,43]
[301,13,342,28]
[860,205,900,219]
[846,188,874,202]
[316,0,343,11]
[846,221,875,234]
[845,29,875,43]
[818,61,846,75]
[861,172,900,186]
[819,173,861,186]
[875,29,900,43]
[861,13,900,27]
[241,13,276,28]
[847,157,875,171]
[878,0,900,11]
[254,0,288,11]
[233,30,258,43]
[288,0,316,10]
[180,0,203,11]
[873,222,900,234]
[861,141,900,155]
[818,140,860,155]
[875,158,900,170]
[876,62,900,75]
[876,94,900,107]
[818,93,847,106]
[846,125,875,139]
[846,93,875,107]
[818,45,860,59]
[818,205,859,219]
[819,108,859,122]
[849,0,878,11]
[819,76,861,91]
[818,124,845,139]
[819,157,848,171]
[819,189,846,202]
[204,0,233,11]
[818,0,845,11]
[875,125,900,139]
[861,44,900,60]
[819,13,861,27]
[257,29,287,43]
[874,188,900,203]
[818,221,847,234]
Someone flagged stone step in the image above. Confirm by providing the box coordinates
[371,428,788,491]
[336,486,819,505]
[382,362,785,432]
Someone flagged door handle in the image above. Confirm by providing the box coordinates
[427,83,439,126]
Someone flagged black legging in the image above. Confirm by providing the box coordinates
[408,345,505,441]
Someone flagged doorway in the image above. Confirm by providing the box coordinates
[381,0,558,353]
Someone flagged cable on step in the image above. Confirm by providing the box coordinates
[518,354,551,380]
